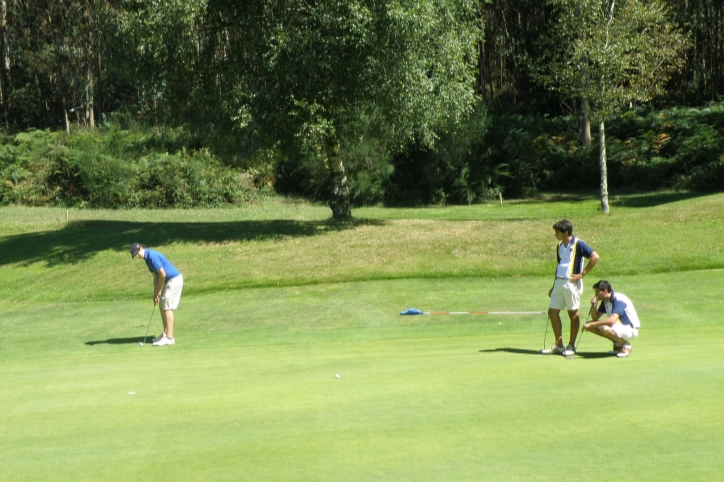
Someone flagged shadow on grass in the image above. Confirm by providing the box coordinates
[479,347,612,359]
[86,336,147,345]
[575,351,616,359]
[0,218,384,266]
[610,191,708,208]
[526,193,597,204]
[507,191,709,208]
[479,347,541,355]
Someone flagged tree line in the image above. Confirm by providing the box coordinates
[1,1,720,215]
[481,0,723,108]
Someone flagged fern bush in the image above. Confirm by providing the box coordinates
[0,127,259,208]
[2,103,724,209]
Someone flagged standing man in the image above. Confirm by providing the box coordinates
[542,219,600,356]
[583,280,640,358]
[130,243,183,346]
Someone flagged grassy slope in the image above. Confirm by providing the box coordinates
[1,193,723,481]
[0,192,722,303]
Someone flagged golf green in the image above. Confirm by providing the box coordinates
[2,194,723,480]
[1,272,723,481]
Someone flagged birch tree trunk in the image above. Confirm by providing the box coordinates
[581,53,591,146]
[578,13,591,146]
[581,97,591,146]
[599,120,610,213]
[0,0,10,128]
[85,6,95,128]
[326,139,351,219]
[479,40,487,104]
[87,63,95,128]
[62,96,70,135]
[97,16,103,124]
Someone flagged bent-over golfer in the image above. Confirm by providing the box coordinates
[542,219,599,356]
[130,243,183,346]
[583,280,640,358]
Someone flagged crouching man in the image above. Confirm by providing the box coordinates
[583,280,640,358]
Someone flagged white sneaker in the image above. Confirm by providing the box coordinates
[608,343,623,355]
[616,344,632,358]
[541,345,564,355]
[153,334,175,346]
[151,333,165,343]
[563,344,576,357]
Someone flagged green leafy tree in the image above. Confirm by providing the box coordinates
[119,0,207,120]
[118,0,482,216]
[6,0,108,132]
[230,0,482,217]
[539,0,688,212]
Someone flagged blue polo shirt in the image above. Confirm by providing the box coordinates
[144,249,181,280]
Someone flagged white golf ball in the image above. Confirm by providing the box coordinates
[335,374,340,378]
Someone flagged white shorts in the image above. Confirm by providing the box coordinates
[612,322,639,342]
[549,279,582,311]
[160,275,183,310]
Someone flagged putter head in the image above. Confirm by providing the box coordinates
[138,342,145,346]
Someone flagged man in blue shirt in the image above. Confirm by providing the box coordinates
[583,280,641,358]
[130,243,184,346]
[542,219,600,356]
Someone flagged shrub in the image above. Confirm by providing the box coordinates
[0,127,260,208]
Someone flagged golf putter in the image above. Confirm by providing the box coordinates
[543,314,550,350]
[575,305,594,351]
[139,304,156,346]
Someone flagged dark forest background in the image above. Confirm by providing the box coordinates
[1,0,723,211]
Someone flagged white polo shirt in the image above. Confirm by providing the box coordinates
[556,237,595,279]
[598,292,640,328]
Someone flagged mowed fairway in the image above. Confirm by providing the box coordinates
[1,193,723,481]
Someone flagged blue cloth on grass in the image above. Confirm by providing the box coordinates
[400,308,423,315]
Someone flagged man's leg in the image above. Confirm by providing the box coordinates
[157,276,181,341]
[567,309,580,346]
[160,309,174,339]
[547,308,564,347]
[591,325,626,346]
